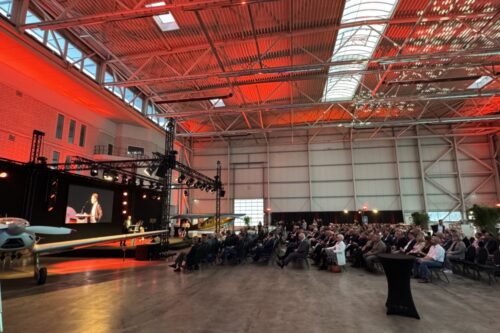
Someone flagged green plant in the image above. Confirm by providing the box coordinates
[470,204,500,235]
[411,212,430,230]
[243,216,251,227]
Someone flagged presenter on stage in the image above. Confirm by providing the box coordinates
[89,193,103,223]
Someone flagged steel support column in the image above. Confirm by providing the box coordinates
[416,126,429,212]
[452,136,466,219]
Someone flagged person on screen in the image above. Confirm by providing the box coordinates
[90,193,103,223]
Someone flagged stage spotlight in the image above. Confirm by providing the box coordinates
[123,191,128,196]
[157,196,161,201]
[0,171,7,178]
[123,201,128,206]
[90,165,98,176]
[177,174,186,183]
[122,210,127,215]
[343,209,348,214]
[103,171,113,181]
[186,178,195,187]
[142,194,147,199]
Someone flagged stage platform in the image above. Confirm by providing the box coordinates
[49,237,191,258]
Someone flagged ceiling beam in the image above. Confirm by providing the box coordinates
[161,89,500,118]
[22,0,279,31]
[105,11,496,63]
[104,48,500,87]
[176,116,500,138]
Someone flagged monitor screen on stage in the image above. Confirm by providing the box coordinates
[65,185,114,224]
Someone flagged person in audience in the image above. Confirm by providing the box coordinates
[170,237,202,272]
[351,232,373,267]
[391,229,407,253]
[431,219,446,234]
[277,232,309,269]
[444,233,466,272]
[363,233,386,272]
[312,230,335,265]
[397,231,416,254]
[253,233,276,261]
[472,232,483,248]
[408,233,428,257]
[483,232,499,254]
[381,229,394,247]
[319,234,345,270]
[413,236,445,283]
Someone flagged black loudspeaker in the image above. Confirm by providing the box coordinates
[219,190,225,198]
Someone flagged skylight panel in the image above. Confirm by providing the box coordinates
[324,1,399,102]
[146,1,179,32]
[210,99,225,108]
[341,0,399,23]
[467,76,493,89]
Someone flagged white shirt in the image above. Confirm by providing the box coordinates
[426,244,445,262]
[437,225,444,233]
[90,203,97,223]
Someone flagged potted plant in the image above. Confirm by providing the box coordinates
[469,204,500,235]
[411,212,430,231]
[243,216,251,228]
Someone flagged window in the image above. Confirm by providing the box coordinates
[83,58,98,79]
[428,211,462,222]
[323,0,399,102]
[124,88,134,103]
[46,30,66,55]
[234,199,264,226]
[68,119,76,144]
[79,124,86,147]
[25,10,45,42]
[128,146,145,157]
[0,0,13,18]
[146,2,180,32]
[133,96,143,112]
[55,114,64,139]
[210,98,225,108]
[52,151,60,164]
[66,42,83,68]
[64,155,71,170]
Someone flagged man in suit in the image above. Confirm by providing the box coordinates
[363,234,386,272]
[277,232,309,268]
[484,232,499,254]
[431,219,445,234]
[89,193,103,223]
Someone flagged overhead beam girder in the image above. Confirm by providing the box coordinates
[105,48,500,87]
[102,12,497,63]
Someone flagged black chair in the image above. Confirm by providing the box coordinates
[429,255,449,284]
[475,248,498,284]
[462,245,477,278]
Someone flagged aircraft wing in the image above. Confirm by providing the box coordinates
[33,230,167,255]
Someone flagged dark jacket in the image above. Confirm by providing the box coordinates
[296,239,310,256]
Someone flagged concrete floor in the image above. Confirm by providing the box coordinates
[2,257,500,333]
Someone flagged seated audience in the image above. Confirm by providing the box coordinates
[277,232,309,269]
[363,234,386,272]
[413,236,445,283]
[444,233,466,271]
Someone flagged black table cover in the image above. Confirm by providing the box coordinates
[378,253,420,319]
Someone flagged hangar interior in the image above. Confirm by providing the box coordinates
[0,0,499,332]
